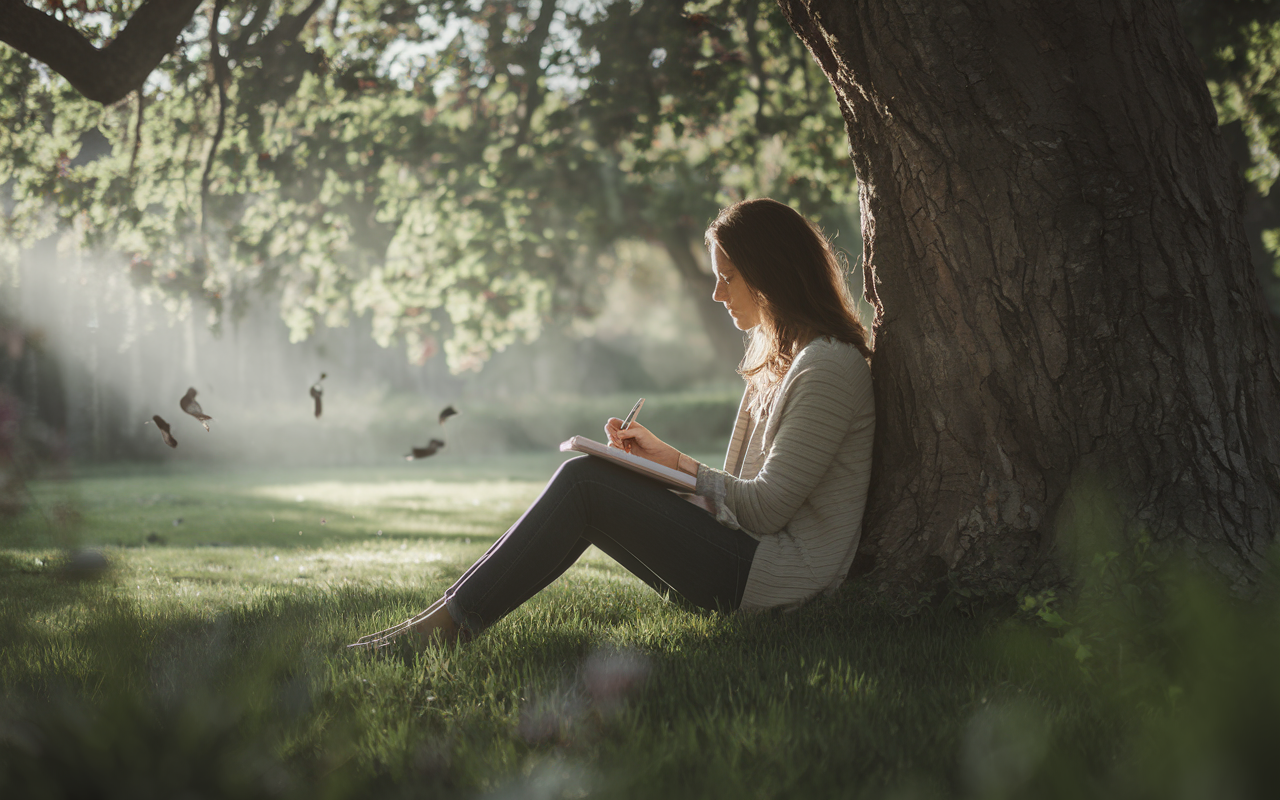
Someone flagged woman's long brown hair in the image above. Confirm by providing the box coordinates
[705,198,871,416]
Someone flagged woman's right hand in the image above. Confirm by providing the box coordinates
[604,418,679,470]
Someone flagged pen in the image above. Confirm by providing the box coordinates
[619,397,644,454]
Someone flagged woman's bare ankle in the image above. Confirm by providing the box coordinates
[408,602,461,646]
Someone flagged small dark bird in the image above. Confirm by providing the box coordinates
[311,372,326,419]
[148,415,178,448]
[438,405,458,425]
[179,387,212,431]
[406,438,446,460]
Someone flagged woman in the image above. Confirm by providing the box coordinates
[352,198,875,648]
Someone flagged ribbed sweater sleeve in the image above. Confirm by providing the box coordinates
[694,342,859,536]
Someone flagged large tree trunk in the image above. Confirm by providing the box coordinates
[775,0,1280,595]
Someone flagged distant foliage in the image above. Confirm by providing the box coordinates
[0,0,857,371]
[1181,0,1280,311]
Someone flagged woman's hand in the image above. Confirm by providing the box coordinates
[604,418,679,470]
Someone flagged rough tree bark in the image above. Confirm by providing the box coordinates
[774,0,1280,595]
[0,0,204,105]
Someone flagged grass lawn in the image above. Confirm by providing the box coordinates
[2,457,1278,799]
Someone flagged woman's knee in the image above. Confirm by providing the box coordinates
[549,456,629,505]
[553,455,601,486]
[549,456,643,511]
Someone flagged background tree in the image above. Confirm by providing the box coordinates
[777,0,1280,594]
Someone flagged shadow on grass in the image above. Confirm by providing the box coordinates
[0,582,472,799]
[6,558,1280,800]
[6,577,967,798]
[0,552,85,621]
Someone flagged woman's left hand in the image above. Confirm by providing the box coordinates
[604,418,679,470]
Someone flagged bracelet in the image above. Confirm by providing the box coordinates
[675,452,699,477]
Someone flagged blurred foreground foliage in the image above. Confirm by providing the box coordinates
[3,467,1280,798]
[0,0,857,371]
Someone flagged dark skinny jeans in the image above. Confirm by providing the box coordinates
[443,455,759,635]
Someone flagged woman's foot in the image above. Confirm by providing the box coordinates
[404,602,462,648]
[349,598,463,650]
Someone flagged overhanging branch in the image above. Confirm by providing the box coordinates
[0,0,205,105]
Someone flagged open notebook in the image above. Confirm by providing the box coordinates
[559,436,697,491]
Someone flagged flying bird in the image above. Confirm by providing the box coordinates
[148,415,178,448]
[406,438,445,460]
[438,405,458,425]
[179,387,213,431]
[310,372,326,419]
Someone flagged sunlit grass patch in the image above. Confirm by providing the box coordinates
[7,464,558,550]
[249,477,537,539]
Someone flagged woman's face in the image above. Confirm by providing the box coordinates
[711,243,761,331]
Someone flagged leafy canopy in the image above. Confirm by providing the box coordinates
[0,0,856,371]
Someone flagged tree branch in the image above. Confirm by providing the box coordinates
[0,0,205,105]
[514,0,557,146]
[227,0,274,61]
[200,0,231,271]
[128,89,145,179]
[743,1,766,136]
[242,0,327,59]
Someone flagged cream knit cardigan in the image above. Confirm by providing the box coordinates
[694,337,875,612]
